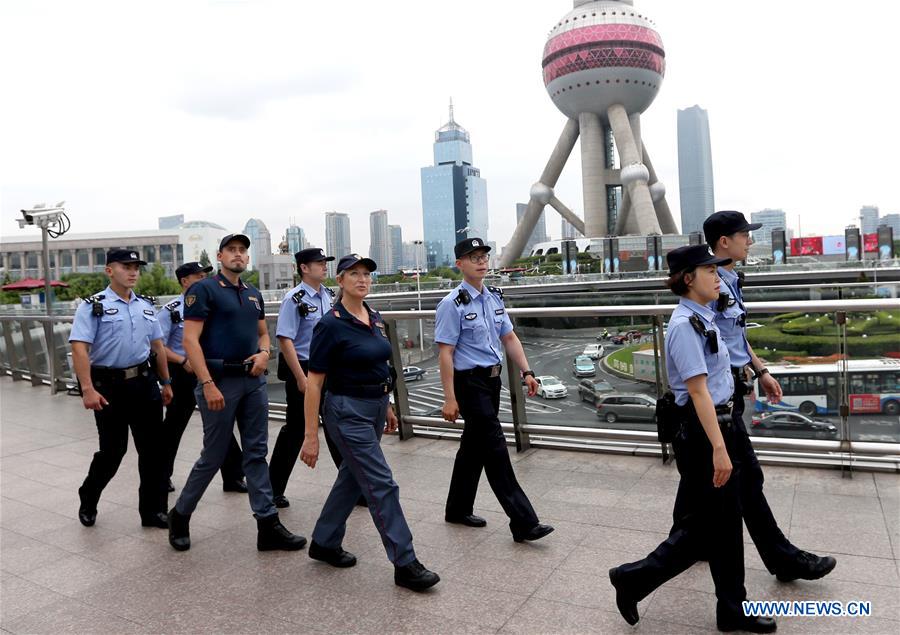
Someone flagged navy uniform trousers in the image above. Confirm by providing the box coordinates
[445,370,539,533]
[312,392,416,567]
[79,369,167,519]
[617,409,747,621]
[175,374,276,519]
[162,362,244,485]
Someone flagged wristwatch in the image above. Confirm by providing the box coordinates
[752,367,770,380]
[521,370,535,379]
[159,377,172,386]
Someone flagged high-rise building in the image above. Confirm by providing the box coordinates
[158,214,185,230]
[515,203,548,257]
[561,217,577,240]
[388,224,403,274]
[401,241,426,272]
[750,209,787,245]
[242,218,272,271]
[369,210,390,274]
[677,105,715,235]
[880,213,900,237]
[420,101,489,269]
[325,212,351,278]
[285,224,306,255]
[860,205,880,234]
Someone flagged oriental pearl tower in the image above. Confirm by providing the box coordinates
[499,0,678,267]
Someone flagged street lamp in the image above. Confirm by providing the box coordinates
[413,239,424,352]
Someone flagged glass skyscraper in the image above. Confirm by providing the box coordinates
[242,218,272,271]
[677,105,715,235]
[420,102,488,269]
[388,224,403,274]
[285,224,305,255]
[515,203,548,257]
[860,205,879,234]
[369,210,390,274]
[325,212,351,278]
[750,209,786,246]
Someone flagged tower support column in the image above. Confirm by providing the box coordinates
[579,112,609,237]
[607,104,661,234]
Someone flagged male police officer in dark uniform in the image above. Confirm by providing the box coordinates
[70,248,173,528]
[435,238,554,542]
[701,211,836,582]
[167,234,306,552]
[158,261,246,495]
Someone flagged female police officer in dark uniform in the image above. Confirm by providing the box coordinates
[608,245,776,634]
[299,254,440,592]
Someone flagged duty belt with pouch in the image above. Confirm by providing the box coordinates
[457,364,502,379]
[731,366,754,397]
[671,398,735,433]
[90,359,152,383]
[206,359,256,378]
[328,377,394,398]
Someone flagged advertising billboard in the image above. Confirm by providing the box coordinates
[790,236,823,256]
[845,227,861,261]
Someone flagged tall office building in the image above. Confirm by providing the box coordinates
[242,218,272,271]
[750,209,787,245]
[402,241,426,272]
[388,224,403,274]
[860,205,879,234]
[369,210,391,274]
[515,203,548,258]
[420,101,489,269]
[158,214,185,230]
[880,213,900,236]
[325,212,351,278]
[677,105,716,235]
[285,224,306,255]
[561,217,577,240]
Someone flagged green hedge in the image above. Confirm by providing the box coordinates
[747,326,900,357]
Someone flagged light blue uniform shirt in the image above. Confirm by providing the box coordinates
[275,281,332,360]
[434,280,514,370]
[665,298,734,406]
[712,266,752,368]
[69,285,163,368]
[157,294,186,356]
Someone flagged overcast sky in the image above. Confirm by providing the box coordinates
[2,0,896,255]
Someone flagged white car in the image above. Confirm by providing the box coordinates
[582,343,605,359]
[535,375,568,399]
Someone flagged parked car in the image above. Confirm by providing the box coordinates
[535,375,568,399]
[595,393,657,424]
[572,355,596,377]
[577,379,614,405]
[750,412,838,439]
[582,343,605,359]
[402,366,426,381]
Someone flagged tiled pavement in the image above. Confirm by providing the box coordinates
[2,377,899,634]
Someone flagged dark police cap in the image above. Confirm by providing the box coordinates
[336,253,377,274]
[175,261,213,280]
[703,210,763,245]
[218,233,251,251]
[106,248,147,266]
[295,247,335,265]
[454,237,491,259]
[667,245,732,276]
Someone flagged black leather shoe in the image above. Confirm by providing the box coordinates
[168,506,191,551]
[309,541,357,568]
[717,615,777,633]
[141,511,169,528]
[608,567,639,626]
[775,551,836,582]
[273,494,290,508]
[394,559,440,591]
[512,523,554,543]
[445,514,487,528]
[223,479,248,493]
[167,479,175,493]
[78,507,97,527]
[257,514,307,551]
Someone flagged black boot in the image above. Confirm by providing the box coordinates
[775,551,836,582]
[609,567,640,625]
[168,506,191,551]
[256,514,307,551]
[309,541,357,568]
[222,479,248,493]
[77,486,97,527]
[394,559,440,591]
[141,511,169,528]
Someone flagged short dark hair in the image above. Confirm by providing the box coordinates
[666,268,695,296]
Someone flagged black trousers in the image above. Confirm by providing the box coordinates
[672,379,800,573]
[269,360,341,497]
[618,410,747,620]
[445,372,539,533]
[79,372,167,519]
[162,363,244,485]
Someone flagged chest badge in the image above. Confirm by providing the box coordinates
[494,308,505,315]
[464,312,477,321]
[143,309,154,316]
[104,308,118,315]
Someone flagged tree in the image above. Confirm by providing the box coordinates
[199,250,211,267]
[240,270,260,288]
[56,272,109,301]
[135,264,181,298]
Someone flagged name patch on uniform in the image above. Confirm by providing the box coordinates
[185,295,196,307]
[494,309,505,315]
[104,308,118,315]
[375,322,387,336]
[464,313,477,320]
[306,305,318,313]
[143,309,154,316]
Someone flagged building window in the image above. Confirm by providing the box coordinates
[10,253,21,269]
[61,252,72,268]
[160,244,173,263]
[77,250,89,267]
[26,253,38,269]
[144,245,157,263]
[93,248,106,266]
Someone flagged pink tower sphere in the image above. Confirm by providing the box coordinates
[543,0,665,120]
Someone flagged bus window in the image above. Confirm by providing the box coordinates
[850,373,865,393]
[790,376,807,395]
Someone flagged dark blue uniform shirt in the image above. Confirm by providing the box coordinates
[183,273,265,361]
[308,301,392,386]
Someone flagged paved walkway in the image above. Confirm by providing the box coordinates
[2,377,899,634]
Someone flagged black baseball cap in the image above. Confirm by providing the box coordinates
[218,233,251,251]
[703,211,762,246]
[336,253,377,274]
[175,261,213,281]
[454,237,491,259]
[106,248,147,266]
[295,247,335,266]
[667,245,732,276]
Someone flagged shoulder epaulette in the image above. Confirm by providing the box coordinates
[487,285,504,300]
[85,294,105,304]
[136,293,157,305]
[164,299,181,311]
[291,289,306,304]
[325,286,336,298]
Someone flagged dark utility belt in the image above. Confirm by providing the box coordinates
[91,360,152,382]
[656,390,734,443]
[206,359,255,377]
[456,364,502,379]
[328,379,393,398]
[731,366,754,397]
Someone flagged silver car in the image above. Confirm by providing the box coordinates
[595,393,657,424]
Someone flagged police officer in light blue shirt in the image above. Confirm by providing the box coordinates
[69,248,173,529]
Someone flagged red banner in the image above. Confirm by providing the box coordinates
[864,233,879,253]
[790,237,823,256]
[849,394,882,414]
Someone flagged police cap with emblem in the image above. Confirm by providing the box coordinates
[106,248,147,266]
[454,237,492,259]
[175,261,213,281]
[218,233,251,251]
[295,247,335,266]
[666,245,732,276]
[336,253,377,274]
[703,211,763,246]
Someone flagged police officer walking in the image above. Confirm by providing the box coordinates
[703,211,836,582]
[299,254,440,592]
[609,245,776,633]
[70,248,173,528]
[435,238,553,543]
[167,234,306,552]
[157,261,247,495]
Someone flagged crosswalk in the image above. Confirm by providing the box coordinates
[405,380,563,415]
